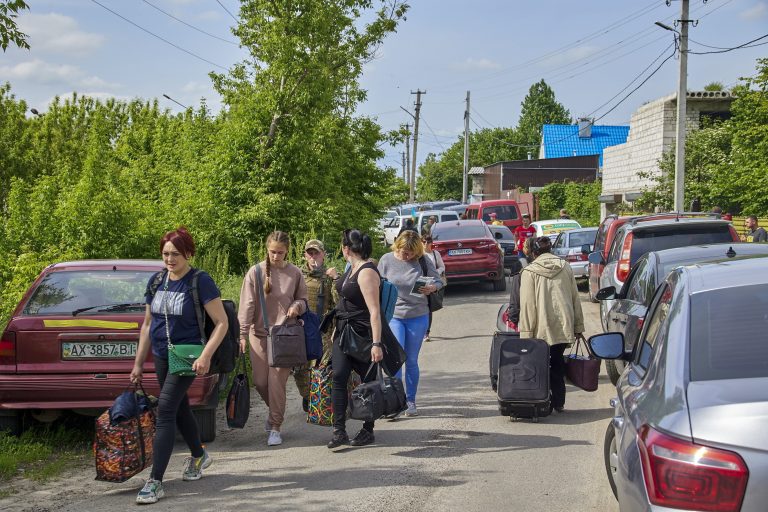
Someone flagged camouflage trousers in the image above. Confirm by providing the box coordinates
[293,332,334,398]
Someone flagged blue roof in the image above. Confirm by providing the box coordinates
[541,124,629,166]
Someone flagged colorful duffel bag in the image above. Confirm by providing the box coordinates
[306,364,361,426]
[94,385,157,483]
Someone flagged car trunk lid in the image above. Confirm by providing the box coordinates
[687,378,768,452]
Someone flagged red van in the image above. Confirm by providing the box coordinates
[464,200,523,230]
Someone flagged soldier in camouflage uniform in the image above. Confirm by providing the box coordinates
[294,239,339,411]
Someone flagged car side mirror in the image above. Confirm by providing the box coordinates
[588,251,604,265]
[494,232,503,240]
[588,333,630,360]
[596,286,617,300]
[581,244,592,255]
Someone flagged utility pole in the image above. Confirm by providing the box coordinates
[463,91,470,204]
[674,0,689,212]
[401,151,407,182]
[402,122,411,186]
[410,89,425,202]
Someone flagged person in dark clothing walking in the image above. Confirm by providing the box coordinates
[398,218,419,237]
[130,227,229,505]
[327,229,384,450]
[506,237,536,331]
[742,215,768,242]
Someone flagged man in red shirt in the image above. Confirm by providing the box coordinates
[512,214,536,258]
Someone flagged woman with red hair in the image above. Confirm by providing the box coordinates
[130,227,229,505]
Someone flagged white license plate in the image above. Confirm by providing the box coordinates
[62,341,137,359]
[448,248,473,256]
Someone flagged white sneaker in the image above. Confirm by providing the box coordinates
[267,430,283,446]
[405,401,418,417]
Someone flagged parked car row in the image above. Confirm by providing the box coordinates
[584,212,766,511]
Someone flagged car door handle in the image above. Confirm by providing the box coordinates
[612,415,625,430]
[611,318,627,325]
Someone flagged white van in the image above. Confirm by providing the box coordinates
[383,210,459,245]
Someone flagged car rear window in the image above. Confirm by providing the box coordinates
[690,284,768,381]
[630,225,733,265]
[482,205,518,221]
[432,224,487,241]
[23,270,156,315]
[489,227,514,241]
[568,230,597,248]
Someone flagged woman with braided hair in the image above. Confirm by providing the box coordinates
[238,231,307,446]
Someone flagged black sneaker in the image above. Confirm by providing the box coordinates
[350,428,375,447]
[302,397,309,413]
[327,431,349,450]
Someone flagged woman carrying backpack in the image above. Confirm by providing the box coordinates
[130,227,229,505]
[238,231,307,447]
[378,230,443,417]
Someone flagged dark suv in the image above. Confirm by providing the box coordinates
[589,216,739,331]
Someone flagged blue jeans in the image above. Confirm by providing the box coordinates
[389,314,429,403]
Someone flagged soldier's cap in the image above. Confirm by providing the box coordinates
[304,239,325,252]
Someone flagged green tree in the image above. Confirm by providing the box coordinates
[517,79,571,150]
[537,180,602,226]
[209,0,408,267]
[0,0,29,51]
[416,127,527,200]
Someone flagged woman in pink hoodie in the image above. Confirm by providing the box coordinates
[238,231,307,447]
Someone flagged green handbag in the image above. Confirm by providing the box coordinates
[160,271,205,377]
[168,343,204,377]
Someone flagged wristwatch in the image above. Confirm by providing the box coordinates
[372,342,383,347]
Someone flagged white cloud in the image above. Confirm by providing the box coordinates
[18,13,105,55]
[538,45,599,68]
[741,2,767,20]
[196,10,223,21]
[181,80,212,93]
[0,59,119,89]
[454,58,502,71]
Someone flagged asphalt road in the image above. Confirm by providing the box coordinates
[6,281,618,512]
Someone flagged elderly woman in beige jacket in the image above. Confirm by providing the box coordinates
[519,236,585,412]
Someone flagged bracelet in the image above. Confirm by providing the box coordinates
[372,342,383,347]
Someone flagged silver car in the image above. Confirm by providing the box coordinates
[597,243,768,385]
[552,227,597,278]
[588,257,768,512]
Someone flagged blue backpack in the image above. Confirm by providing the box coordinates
[299,298,324,361]
[380,279,398,323]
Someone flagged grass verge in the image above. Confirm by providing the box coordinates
[0,416,92,484]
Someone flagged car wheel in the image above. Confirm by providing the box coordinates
[492,274,507,292]
[606,359,625,386]
[193,408,217,443]
[604,421,619,500]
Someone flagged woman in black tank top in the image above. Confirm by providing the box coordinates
[328,230,383,450]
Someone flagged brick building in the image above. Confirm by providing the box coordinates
[600,90,734,216]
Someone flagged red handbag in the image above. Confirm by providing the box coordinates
[565,338,601,392]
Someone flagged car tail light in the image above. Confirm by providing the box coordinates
[617,232,633,283]
[0,330,16,366]
[636,317,645,331]
[638,425,748,512]
[565,253,587,262]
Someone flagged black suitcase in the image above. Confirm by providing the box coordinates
[490,330,519,391]
[496,337,551,422]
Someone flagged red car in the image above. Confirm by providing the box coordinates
[0,260,220,441]
[430,220,507,291]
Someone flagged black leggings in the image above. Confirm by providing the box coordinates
[150,356,204,481]
[549,343,568,409]
[331,338,376,434]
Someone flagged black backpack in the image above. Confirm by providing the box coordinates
[149,269,239,375]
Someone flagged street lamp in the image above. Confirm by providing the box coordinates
[30,108,41,116]
[162,93,188,109]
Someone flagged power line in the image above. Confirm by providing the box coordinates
[688,33,768,54]
[140,0,238,45]
[419,115,446,151]
[216,0,238,22]
[89,0,227,70]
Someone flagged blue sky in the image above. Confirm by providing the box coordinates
[3,0,766,173]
